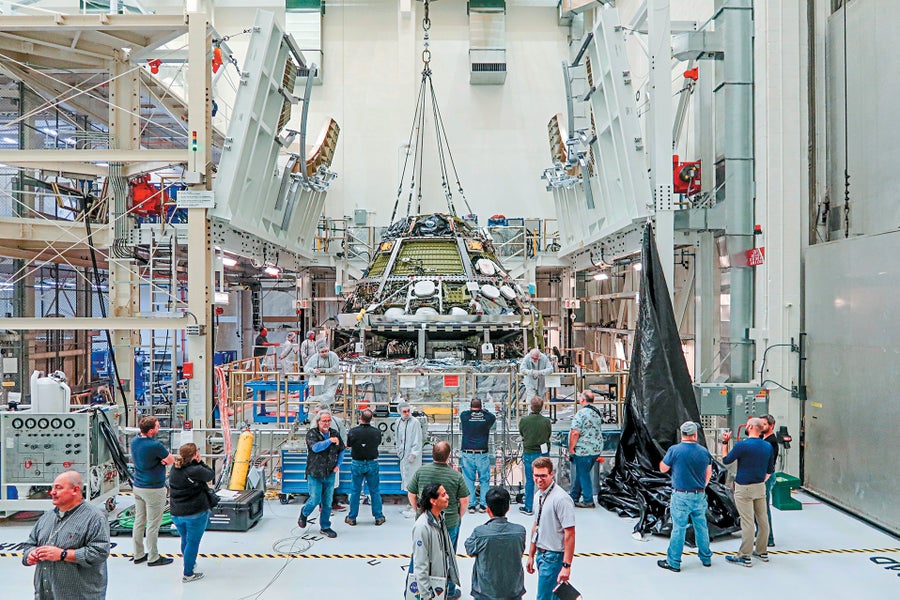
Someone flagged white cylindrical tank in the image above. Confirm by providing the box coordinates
[30,370,71,413]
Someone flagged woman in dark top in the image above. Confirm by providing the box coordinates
[168,443,215,583]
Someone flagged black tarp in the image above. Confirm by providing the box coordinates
[597,223,740,540]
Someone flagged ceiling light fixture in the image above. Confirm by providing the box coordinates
[264,265,280,277]
[222,256,237,267]
[593,272,609,281]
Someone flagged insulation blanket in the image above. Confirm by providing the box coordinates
[597,223,741,540]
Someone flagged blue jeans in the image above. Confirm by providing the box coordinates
[461,452,491,507]
[302,472,335,530]
[172,511,209,577]
[764,476,775,545]
[522,452,547,512]
[569,454,599,503]
[348,460,384,520]
[446,523,460,551]
[666,491,712,569]
[535,550,563,600]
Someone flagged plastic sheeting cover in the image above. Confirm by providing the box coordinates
[597,223,740,540]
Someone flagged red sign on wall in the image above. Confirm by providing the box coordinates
[443,375,459,388]
[746,247,765,267]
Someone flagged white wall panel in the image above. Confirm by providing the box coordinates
[826,1,900,237]
[805,231,900,535]
[299,0,569,224]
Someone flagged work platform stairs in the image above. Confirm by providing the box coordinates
[138,228,186,419]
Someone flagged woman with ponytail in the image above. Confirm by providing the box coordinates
[168,443,215,583]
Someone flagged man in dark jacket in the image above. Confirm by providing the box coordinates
[465,487,527,600]
[297,409,345,538]
[344,409,385,526]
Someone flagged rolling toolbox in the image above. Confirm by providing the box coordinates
[207,489,264,531]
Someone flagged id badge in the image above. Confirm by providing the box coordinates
[531,530,539,544]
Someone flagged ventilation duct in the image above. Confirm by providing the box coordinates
[468,0,506,85]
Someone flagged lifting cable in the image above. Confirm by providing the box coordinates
[389,0,472,221]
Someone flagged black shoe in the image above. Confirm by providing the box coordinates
[131,555,147,565]
[574,502,596,508]
[702,561,712,567]
[476,505,487,513]
[147,556,173,567]
[518,507,534,516]
[374,517,386,526]
[297,512,307,528]
[657,559,680,573]
[344,517,356,526]
[320,528,338,538]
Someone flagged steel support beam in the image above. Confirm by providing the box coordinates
[0,149,186,165]
[185,12,213,431]
[648,0,675,301]
[0,317,192,330]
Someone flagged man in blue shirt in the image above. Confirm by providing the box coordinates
[131,416,174,566]
[460,398,496,513]
[657,421,713,572]
[722,417,774,567]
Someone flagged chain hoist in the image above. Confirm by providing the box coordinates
[389,0,474,223]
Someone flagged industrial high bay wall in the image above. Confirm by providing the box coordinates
[545,1,756,384]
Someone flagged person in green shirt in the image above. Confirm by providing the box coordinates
[518,396,552,515]
[407,441,470,549]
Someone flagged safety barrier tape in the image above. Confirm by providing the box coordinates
[2,547,899,560]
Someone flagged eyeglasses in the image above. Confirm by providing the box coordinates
[533,473,552,479]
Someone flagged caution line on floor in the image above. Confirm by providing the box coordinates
[2,547,899,560]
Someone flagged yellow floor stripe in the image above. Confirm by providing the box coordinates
[2,547,898,560]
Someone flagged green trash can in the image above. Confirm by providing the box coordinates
[771,471,802,511]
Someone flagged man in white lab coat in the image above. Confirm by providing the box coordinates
[519,348,553,400]
[396,402,424,518]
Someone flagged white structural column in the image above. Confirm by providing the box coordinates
[753,0,806,475]
[647,0,674,297]
[186,12,213,428]
[107,52,141,419]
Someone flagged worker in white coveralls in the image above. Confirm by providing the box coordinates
[305,340,341,407]
[519,348,553,400]
[279,331,299,377]
[300,330,317,367]
[396,402,424,518]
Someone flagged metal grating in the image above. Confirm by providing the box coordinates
[392,241,464,276]
[367,253,391,278]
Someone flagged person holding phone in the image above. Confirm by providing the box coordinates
[168,443,215,583]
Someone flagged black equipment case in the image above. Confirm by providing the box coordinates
[206,489,264,532]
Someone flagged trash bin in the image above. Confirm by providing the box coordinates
[772,471,802,511]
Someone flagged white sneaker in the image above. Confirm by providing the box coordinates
[182,572,204,583]
[401,508,415,519]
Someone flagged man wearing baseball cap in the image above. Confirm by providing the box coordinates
[657,421,713,572]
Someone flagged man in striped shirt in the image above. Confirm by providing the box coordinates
[22,471,110,599]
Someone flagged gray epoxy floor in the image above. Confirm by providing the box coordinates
[1,490,897,599]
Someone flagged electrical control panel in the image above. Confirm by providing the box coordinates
[725,384,770,433]
[1,411,118,500]
[372,417,397,450]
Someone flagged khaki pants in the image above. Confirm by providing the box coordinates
[133,486,167,562]
[734,481,769,557]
